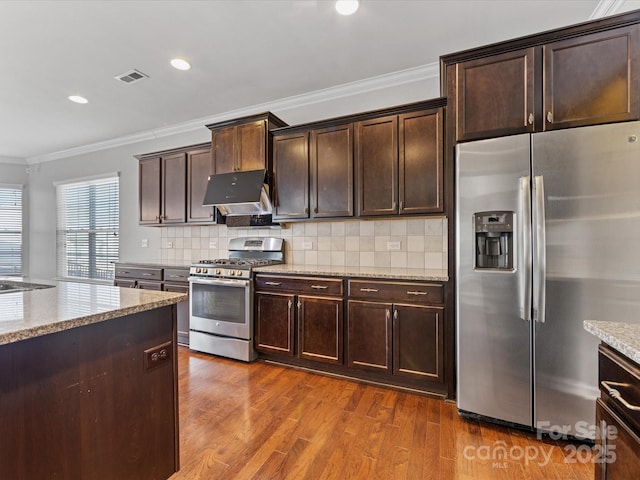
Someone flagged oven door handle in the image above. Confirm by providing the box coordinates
[189,277,249,287]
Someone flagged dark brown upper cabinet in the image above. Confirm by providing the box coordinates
[138,153,186,225]
[137,143,218,226]
[356,107,444,216]
[447,21,640,141]
[186,148,215,223]
[272,131,310,220]
[543,25,640,130]
[454,48,537,141]
[310,124,354,218]
[207,112,287,175]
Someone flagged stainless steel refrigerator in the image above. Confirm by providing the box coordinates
[455,121,640,439]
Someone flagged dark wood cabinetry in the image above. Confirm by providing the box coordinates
[347,279,445,383]
[137,143,219,226]
[596,344,640,480]
[207,112,287,175]
[272,131,310,220]
[445,22,640,141]
[187,148,216,223]
[255,274,344,365]
[115,264,190,346]
[356,107,444,216]
[310,124,354,218]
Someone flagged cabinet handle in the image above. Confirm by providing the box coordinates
[311,285,328,290]
[386,309,391,321]
[546,111,553,123]
[209,212,214,218]
[155,215,160,221]
[360,288,379,293]
[528,113,534,125]
[141,273,154,277]
[601,380,640,411]
[297,301,302,310]
[287,300,292,309]
[407,290,428,296]
[399,201,404,212]
[304,207,309,214]
[265,281,282,286]
[313,207,318,214]
[392,201,397,210]
[393,310,398,320]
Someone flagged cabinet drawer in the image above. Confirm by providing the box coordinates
[115,266,163,281]
[255,275,343,296]
[137,281,163,291]
[599,344,640,433]
[348,280,443,304]
[164,268,190,284]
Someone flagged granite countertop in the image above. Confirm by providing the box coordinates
[254,264,449,282]
[0,279,187,346]
[584,320,640,364]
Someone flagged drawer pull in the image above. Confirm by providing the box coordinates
[407,291,428,296]
[601,380,640,411]
[360,288,379,293]
[168,274,185,279]
[311,285,328,290]
[265,281,282,286]
[141,273,154,277]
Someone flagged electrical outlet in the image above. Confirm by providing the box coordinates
[166,241,173,248]
[140,239,148,248]
[209,240,218,249]
[302,241,313,250]
[144,341,172,371]
[387,241,401,251]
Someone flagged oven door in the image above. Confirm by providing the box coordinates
[189,277,252,340]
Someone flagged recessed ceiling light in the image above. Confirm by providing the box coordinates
[170,58,191,71]
[68,95,88,104]
[335,0,359,15]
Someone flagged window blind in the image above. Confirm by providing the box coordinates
[56,175,119,281]
[0,185,23,275]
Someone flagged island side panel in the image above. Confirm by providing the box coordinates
[0,305,178,480]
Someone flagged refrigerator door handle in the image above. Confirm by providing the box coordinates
[533,175,547,324]
[519,176,532,322]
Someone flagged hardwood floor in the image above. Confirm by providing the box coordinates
[171,347,594,480]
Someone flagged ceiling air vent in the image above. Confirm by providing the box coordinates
[114,69,149,84]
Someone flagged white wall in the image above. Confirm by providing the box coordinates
[26,75,442,279]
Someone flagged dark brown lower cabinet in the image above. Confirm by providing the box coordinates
[255,292,295,356]
[596,399,640,480]
[393,304,444,381]
[347,300,392,373]
[298,295,343,365]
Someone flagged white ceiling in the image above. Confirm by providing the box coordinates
[1,0,639,164]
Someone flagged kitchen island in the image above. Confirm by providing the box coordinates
[0,279,187,480]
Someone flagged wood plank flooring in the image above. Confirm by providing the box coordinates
[170,347,594,480]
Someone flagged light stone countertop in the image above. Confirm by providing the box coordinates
[0,279,187,346]
[584,320,640,364]
[254,264,449,282]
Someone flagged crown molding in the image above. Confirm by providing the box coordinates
[25,62,439,165]
[0,156,26,165]
[590,0,627,19]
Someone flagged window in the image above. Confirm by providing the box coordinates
[0,185,23,276]
[56,174,119,282]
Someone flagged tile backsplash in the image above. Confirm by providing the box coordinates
[160,217,448,272]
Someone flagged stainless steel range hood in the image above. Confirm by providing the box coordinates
[203,169,272,216]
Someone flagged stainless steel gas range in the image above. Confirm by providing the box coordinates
[188,237,284,362]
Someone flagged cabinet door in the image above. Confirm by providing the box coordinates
[596,399,640,480]
[187,148,216,223]
[298,296,343,365]
[455,48,536,141]
[393,304,444,382]
[544,25,640,130]
[310,124,354,218]
[272,132,309,220]
[212,126,236,174]
[255,292,295,356]
[161,153,187,223]
[347,300,392,373]
[399,108,443,214]
[356,115,398,216]
[139,157,161,224]
[237,121,266,172]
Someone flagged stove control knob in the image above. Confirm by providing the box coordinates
[216,268,221,275]
[196,267,201,273]
[203,268,208,274]
[229,270,236,276]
